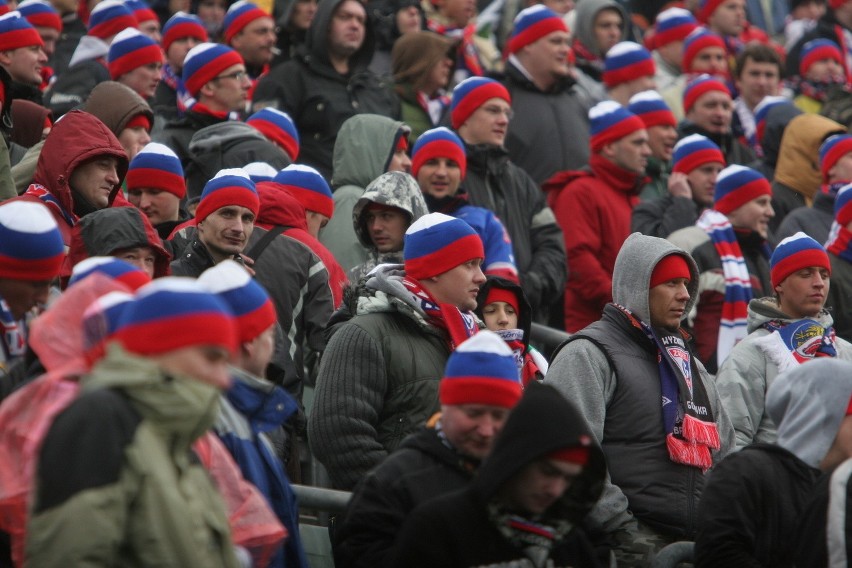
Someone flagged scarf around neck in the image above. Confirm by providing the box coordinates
[828,221,852,263]
[494,328,540,387]
[757,318,838,372]
[486,501,572,568]
[0,298,25,364]
[426,20,483,78]
[401,276,478,349]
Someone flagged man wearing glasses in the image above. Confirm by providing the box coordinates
[222,0,276,107]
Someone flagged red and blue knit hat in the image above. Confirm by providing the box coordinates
[198,259,276,343]
[108,28,163,79]
[683,73,730,114]
[243,161,278,183]
[223,0,270,43]
[404,212,484,279]
[672,133,725,174]
[754,96,789,145]
[162,11,207,52]
[440,330,522,408]
[196,168,260,223]
[834,183,852,226]
[506,5,567,55]
[450,76,511,130]
[770,232,831,287]
[0,1,9,16]
[17,0,61,32]
[127,142,186,198]
[588,100,645,152]
[0,201,64,281]
[69,256,151,291]
[246,108,300,161]
[113,277,238,355]
[125,0,157,25]
[603,41,655,88]
[714,164,771,215]
[682,28,726,73]
[182,42,244,97]
[697,0,726,23]
[0,11,43,51]
[800,38,843,76]
[88,0,138,40]
[820,134,852,183]
[81,290,134,362]
[627,90,676,128]
[272,164,333,218]
[411,126,467,179]
[648,7,697,50]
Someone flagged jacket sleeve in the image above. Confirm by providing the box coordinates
[252,64,302,117]
[481,209,519,281]
[301,254,334,354]
[307,322,389,490]
[10,139,42,195]
[544,339,634,534]
[630,196,698,239]
[387,502,455,568]
[523,174,566,309]
[0,134,15,201]
[714,339,769,450]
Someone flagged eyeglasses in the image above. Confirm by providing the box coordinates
[213,70,248,82]
[481,105,514,120]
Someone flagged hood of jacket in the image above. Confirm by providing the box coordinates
[774,113,845,201]
[766,358,852,468]
[572,0,627,59]
[332,114,409,188]
[745,296,835,333]
[33,110,129,216]
[760,103,803,168]
[352,171,429,249]
[226,366,299,433]
[303,0,376,72]
[68,34,108,68]
[82,81,154,136]
[255,181,310,230]
[611,232,700,326]
[473,383,606,525]
[188,121,269,152]
[474,276,532,350]
[66,207,172,280]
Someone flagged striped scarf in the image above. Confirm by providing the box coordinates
[697,209,753,369]
[828,221,852,263]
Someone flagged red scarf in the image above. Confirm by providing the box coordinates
[427,20,483,77]
[402,276,478,349]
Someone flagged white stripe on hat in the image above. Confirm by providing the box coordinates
[0,201,60,234]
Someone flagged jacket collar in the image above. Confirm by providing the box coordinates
[588,154,646,194]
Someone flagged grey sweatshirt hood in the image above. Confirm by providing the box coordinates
[746,296,834,334]
[611,232,699,325]
[573,0,628,58]
[352,171,428,249]
[331,114,409,189]
[766,358,852,468]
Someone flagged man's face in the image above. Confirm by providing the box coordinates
[243,324,275,377]
[113,246,157,277]
[499,458,584,516]
[231,16,276,67]
[437,0,475,27]
[425,258,486,311]
[50,0,78,14]
[35,26,59,57]
[128,187,180,225]
[203,63,251,112]
[649,277,690,330]
[776,266,830,319]
[806,58,844,82]
[647,124,677,162]
[0,45,47,86]
[542,0,573,16]
[687,91,733,134]
[829,152,852,183]
[69,156,120,209]
[690,46,728,74]
[197,205,255,262]
[520,30,571,82]
[708,0,746,37]
[396,5,421,35]
[151,345,232,389]
[727,194,774,238]
[593,9,622,54]
[120,62,163,100]
[417,157,462,199]
[656,40,684,68]
[327,0,366,60]
[197,0,227,30]
[138,19,162,43]
[440,403,509,460]
[735,59,781,110]
[305,210,329,238]
[118,125,152,161]
[167,36,201,70]
[605,129,651,175]
[387,145,412,173]
[481,301,518,331]
[616,75,656,100]
[687,162,724,206]
[291,0,318,30]
[0,278,51,320]
[363,203,408,253]
[458,97,511,147]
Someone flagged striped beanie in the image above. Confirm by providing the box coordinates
[0,1,8,16]
[162,11,207,53]
[754,96,789,145]
[835,183,852,226]
[196,168,259,223]
[770,232,831,287]
[672,133,725,173]
[69,256,151,291]
[17,0,61,32]
[243,161,278,183]
[198,259,276,342]
[246,107,300,161]
[81,290,134,362]
[589,100,645,152]
[627,90,676,128]
[412,127,467,179]
[450,76,511,130]
[273,164,333,218]
[697,0,726,23]
[440,330,522,408]
[223,0,269,43]
[182,42,243,97]
[682,28,726,73]
[683,73,730,114]
[649,7,697,50]
[820,134,852,182]
[113,277,238,355]
[125,0,157,26]
[108,28,163,79]
[506,5,567,55]
[714,165,771,215]
[0,11,42,51]
[0,201,64,281]
[603,42,655,88]
[404,212,484,279]
[800,39,843,76]
[127,142,186,198]
[88,0,138,41]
